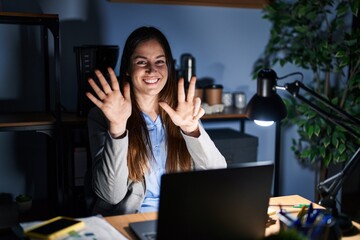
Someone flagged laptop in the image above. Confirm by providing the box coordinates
[129,161,274,240]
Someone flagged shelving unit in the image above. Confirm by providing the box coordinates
[108,0,269,8]
[0,12,62,218]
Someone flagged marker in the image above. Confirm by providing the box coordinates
[293,204,310,208]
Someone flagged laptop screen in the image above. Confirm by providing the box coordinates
[156,161,274,240]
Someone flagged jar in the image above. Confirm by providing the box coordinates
[205,84,223,105]
[222,92,233,107]
[233,92,246,109]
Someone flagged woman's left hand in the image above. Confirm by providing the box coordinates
[159,76,204,137]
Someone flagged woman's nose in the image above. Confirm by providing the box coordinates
[146,63,156,73]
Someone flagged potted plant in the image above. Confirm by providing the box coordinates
[15,194,32,213]
[253,0,360,200]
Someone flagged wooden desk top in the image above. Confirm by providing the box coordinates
[105,195,360,239]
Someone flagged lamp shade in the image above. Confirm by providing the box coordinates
[246,69,287,122]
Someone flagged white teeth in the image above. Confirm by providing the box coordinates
[144,78,159,84]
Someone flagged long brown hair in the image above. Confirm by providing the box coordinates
[119,26,192,181]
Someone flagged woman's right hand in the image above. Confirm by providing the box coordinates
[86,67,132,138]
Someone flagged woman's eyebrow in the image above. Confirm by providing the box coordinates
[156,54,166,59]
[133,55,147,60]
[133,54,165,59]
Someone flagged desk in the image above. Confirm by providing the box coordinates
[105,195,360,239]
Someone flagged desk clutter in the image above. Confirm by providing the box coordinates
[276,203,341,240]
[197,88,247,114]
[19,215,127,240]
[176,53,247,114]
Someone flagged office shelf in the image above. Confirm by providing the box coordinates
[0,12,61,132]
[0,112,56,132]
[0,12,62,218]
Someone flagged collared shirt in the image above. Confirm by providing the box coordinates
[140,112,166,212]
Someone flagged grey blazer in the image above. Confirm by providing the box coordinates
[87,107,227,216]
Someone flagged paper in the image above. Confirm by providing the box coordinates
[21,215,128,240]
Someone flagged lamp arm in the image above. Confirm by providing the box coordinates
[278,80,360,201]
[282,81,360,139]
[317,147,360,198]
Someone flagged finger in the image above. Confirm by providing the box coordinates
[177,78,185,103]
[88,78,106,100]
[86,92,103,108]
[159,102,176,117]
[108,67,120,91]
[95,69,112,94]
[193,97,202,117]
[193,107,205,120]
[186,76,196,102]
[123,82,131,101]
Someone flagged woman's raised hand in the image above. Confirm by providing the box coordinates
[86,67,131,138]
[159,76,204,137]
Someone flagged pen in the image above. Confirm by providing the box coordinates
[277,208,300,227]
[296,205,307,220]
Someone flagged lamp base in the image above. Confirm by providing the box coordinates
[319,196,354,235]
[336,213,354,235]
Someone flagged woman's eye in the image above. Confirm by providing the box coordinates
[156,59,166,65]
[136,60,146,65]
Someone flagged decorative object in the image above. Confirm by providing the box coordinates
[221,92,233,107]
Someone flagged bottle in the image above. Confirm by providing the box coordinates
[180,53,196,83]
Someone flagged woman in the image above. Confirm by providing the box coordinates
[86,26,226,216]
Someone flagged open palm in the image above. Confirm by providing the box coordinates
[86,67,132,136]
[159,77,204,135]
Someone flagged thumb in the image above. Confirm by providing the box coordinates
[159,102,176,117]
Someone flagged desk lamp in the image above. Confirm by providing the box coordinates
[246,69,360,234]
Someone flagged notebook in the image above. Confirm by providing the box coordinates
[129,161,274,240]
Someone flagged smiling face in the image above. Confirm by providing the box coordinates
[129,39,168,100]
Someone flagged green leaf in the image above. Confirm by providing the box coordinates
[324,152,332,167]
[294,25,309,33]
[350,1,359,16]
[324,138,331,148]
[320,146,326,158]
[300,149,311,159]
[337,1,349,17]
[338,144,346,154]
[335,50,346,58]
[332,134,339,148]
[344,39,357,47]
[307,124,314,138]
[314,124,321,136]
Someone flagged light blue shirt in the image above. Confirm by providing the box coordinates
[140,113,166,212]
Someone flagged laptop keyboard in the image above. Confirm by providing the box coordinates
[144,232,157,240]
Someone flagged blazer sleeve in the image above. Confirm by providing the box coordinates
[182,124,227,170]
[87,107,131,205]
